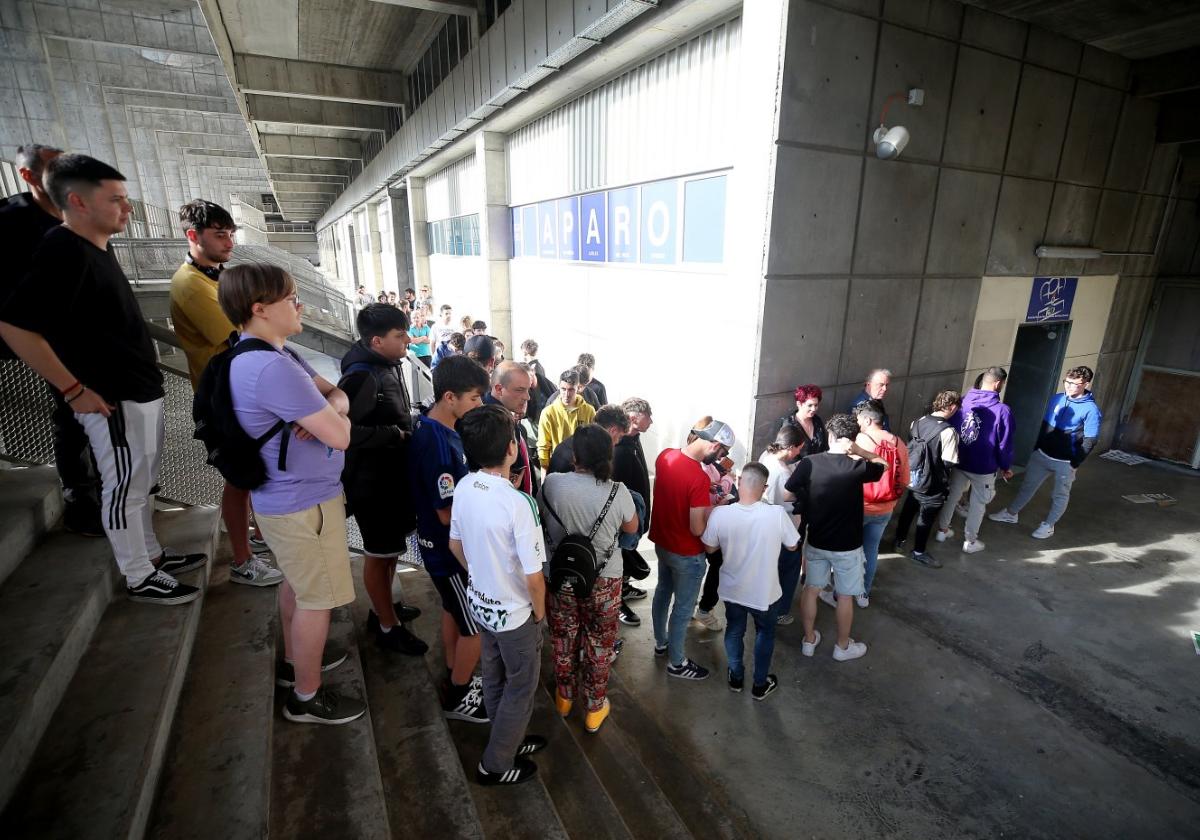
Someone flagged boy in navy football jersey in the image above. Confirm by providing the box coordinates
[410,355,491,722]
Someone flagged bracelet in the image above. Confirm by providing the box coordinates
[60,379,81,396]
[65,386,87,404]
[63,382,85,401]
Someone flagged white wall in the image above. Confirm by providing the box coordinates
[428,255,489,326]
[509,260,757,467]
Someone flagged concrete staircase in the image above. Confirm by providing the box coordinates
[0,465,755,838]
[0,464,219,837]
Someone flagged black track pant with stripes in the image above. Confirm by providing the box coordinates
[76,398,164,587]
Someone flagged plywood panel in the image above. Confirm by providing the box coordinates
[1122,369,1200,464]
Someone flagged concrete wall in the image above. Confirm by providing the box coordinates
[751,0,1179,452]
[0,1,268,224]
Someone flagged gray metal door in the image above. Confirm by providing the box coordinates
[1005,322,1072,466]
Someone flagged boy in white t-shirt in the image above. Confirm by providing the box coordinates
[701,463,800,701]
[449,404,548,786]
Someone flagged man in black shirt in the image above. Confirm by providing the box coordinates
[577,353,608,405]
[0,144,102,536]
[613,397,654,624]
[785,413,886,663]
[0,154,203,606]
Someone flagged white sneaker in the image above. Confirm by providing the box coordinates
[955,503,968,519]
[776,614,795,626]
[801,629,821,657]
[935,528,954,543]
[1032,522,1055,539]
[229,556,285,587]
[832,639,868,661]
[694,609,724,631]
[962,539,985,554]
[817,589,838,609]
[855,594,870,608]
[988,509,1019,524]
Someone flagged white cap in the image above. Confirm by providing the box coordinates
[694,420,735,448]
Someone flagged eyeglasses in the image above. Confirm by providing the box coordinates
[1064,378,1085,386]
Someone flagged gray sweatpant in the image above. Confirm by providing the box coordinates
[480,615,543,774]
[1008,448,1075,525]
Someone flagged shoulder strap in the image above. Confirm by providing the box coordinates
[587,483,621,541]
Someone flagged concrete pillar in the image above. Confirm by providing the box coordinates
[363,202,385,291]
[406,176,432,295]
[476,130,512,348]
[388,190,414,292]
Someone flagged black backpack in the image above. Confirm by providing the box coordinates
[543,483,620,599]
[907,415,951,496]
[193,338,291,490]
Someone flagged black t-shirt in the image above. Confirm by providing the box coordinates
[0,226,163,402]
[0,193,60,357]
[785,452,884,552]
[548,438,575,475]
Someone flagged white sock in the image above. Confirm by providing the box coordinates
[295,688,317,702]
[379,624,394,633]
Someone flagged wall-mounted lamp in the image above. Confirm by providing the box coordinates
[1034,246,1103,260]
[874,88,923,160]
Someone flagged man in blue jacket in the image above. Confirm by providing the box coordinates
[989,366,1102,540]
[934,367,1013,554]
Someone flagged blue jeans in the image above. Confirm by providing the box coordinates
[862,511,892,595]
[652,547,706,667]
[723,600,777,686]
[776,545,802,618]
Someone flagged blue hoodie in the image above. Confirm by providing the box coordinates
[953,388,1013,475]
[1036,391,1102,468]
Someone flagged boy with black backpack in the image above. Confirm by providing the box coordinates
[338,303,427,656]
[893,390,961,569]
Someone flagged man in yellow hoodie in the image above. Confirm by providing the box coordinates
[170,199,282,588]
[536,368,596,469]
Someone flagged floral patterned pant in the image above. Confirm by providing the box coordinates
[548,576,622,711]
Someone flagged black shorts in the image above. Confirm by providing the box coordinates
[429,569,480,637]
[353,504,414,558]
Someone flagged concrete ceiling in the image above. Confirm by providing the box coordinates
[200,0,454,220]
[960,1,1200,60]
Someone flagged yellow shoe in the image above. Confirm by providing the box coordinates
[585,699,610,733]
[555,691,573,717]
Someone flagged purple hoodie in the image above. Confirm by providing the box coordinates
[952,388,1013,475]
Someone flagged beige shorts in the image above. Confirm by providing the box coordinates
[256,496,355,610]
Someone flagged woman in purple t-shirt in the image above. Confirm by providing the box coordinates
[218,262,363,727]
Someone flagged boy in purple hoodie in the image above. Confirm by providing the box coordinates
[934,367,1013,554]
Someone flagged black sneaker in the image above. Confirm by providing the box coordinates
[666,658,709,680]
[752,674,779,701]
[283,686,366,725]
[127,570,201,605]
[727,669,744,693]
[910,550,943,569]
[622,583,647,601]
[444,683,489,723]
[376,623,429,656]
[613,638,624,658]
[618,603,641,626]
[893,538,907,553]
[367,601,422,634]
[155,550,207,576]
[515,735,547,756]
[654,643,668,657]
[476,757,537,786]
[275,649,350,687]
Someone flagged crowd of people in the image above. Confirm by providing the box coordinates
[0,146,1105,788]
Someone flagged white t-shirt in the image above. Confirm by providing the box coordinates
[539,473,636,579]
[758,450,795,507]
[449,470,546,632]
[701,500,801,611]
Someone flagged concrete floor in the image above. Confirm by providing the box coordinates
[601,457,1200,838]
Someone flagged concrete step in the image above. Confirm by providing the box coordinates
[269,597,390,840]
[0,527,118,807]
[535,648,692,840]
[0,505,218,837]
[346,573,486,839]
[148,538,278,840]
[0,465,64,588]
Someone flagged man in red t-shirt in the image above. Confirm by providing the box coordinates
[649,419,736,680]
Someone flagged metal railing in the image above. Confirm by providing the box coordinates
[266,222,315,234]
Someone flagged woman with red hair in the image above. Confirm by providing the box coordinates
[778,384,828,459]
